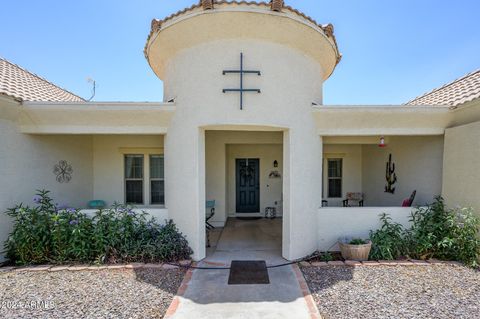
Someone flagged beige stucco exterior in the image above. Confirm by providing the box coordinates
[0,3,479,262]
[443,118,480,214]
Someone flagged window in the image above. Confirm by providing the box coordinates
[150,155,165,205]
[125,155,144,204]
[327,158,342,198]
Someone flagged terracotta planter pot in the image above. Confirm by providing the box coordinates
[339,241,372,261]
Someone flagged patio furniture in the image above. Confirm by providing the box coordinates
[342,192,364,207]
[402,190,417,207]
[88,200,106,209]
[205,200,216,248]
[206,200,216,230]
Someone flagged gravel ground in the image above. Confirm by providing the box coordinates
[0,268,186,319]
[302,264,480,319]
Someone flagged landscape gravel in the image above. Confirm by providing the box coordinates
[0,267,185,319]
[302,264,480,319]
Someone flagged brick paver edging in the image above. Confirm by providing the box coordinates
[0,261,193,273]
[292,264,323,319]
[299,259,464,267]
[164,265,195,319]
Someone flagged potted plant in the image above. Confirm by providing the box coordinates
[338,237,372,261]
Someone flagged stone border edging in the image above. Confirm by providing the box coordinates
[299,259,464,267]
[164,265,195,318]
[0,260,193,273]
[292,264,322,319]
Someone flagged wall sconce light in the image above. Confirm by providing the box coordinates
[379,136,386,148]
[273,160,278,168]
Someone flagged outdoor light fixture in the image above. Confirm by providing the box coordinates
[379,136,386,148]
[273,160,278,168]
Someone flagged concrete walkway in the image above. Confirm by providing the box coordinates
[165,218,320,319]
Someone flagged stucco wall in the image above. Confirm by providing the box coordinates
[317,207,413,251]
[323,144,362,206]
[0,118,93,261]
[205,131,283,226]
[361,136,444,206]
[443,121,480,214]
[92,135,164,207]
[164,38,324,260]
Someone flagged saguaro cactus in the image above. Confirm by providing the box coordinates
[385,153,397,194]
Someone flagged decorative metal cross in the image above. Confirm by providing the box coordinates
[222,53,261,110]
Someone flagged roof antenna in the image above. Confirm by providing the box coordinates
[86,77,96,101]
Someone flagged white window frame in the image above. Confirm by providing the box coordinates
[149,154,165,206]
[327,158,343,199]
[121,148,165,207]
[124,154,144,205]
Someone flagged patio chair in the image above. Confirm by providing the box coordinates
[206,200,215,230]
[205,200,216,248]
[402,190,417,207]
[342,192,364,207]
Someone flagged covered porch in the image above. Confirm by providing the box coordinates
[318,134,444,250]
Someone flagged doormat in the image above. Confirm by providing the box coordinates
[228,260,270,285]
[236,217,262,221]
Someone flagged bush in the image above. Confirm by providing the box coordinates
[369,197,480,267]
[349,238,368,245]
[406,196,480,267]
[4,190,192,265]
[369,213,406,260]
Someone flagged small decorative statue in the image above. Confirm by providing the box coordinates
[385,153,397,194]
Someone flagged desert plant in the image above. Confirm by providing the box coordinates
[4,190,192,265]
[369,213,406,260]
[406,196,480,267]
[349,238,368,245]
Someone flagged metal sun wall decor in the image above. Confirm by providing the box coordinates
[53,160,73,183]
[222,53,261,110]
[385,153,397,194]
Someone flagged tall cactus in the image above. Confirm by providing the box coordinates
[385,153,397,194]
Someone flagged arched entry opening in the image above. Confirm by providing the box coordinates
[204,126,285,262]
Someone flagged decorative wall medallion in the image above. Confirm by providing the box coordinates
[385,154,397,194]
[53,160,73,183]
[222,53,261,110]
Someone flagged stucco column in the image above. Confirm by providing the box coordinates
[283,130,322,260]
[165,126,206,261]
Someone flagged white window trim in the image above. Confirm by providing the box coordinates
[124,154,145,205]
[149,154,165,206]
[121,148,165,208]
[323,154,344,199]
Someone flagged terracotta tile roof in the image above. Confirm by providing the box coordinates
[145,1,341,64]
[0,57,84,102]
[406,69,480,108]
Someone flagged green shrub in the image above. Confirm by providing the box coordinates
[369,197,480,267]
[4,190,192,265]
[406,196,480,267]
[349,238,368,245]
[369,213,406,260]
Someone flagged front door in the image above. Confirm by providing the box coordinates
[236,158,260,213]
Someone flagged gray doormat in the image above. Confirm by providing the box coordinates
[228,260,270,285]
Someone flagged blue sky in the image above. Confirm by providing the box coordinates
[1,0,478,104]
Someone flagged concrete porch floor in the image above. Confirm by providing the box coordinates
[166,218,319,319]
[206,217,283,264]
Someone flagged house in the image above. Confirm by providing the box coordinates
[1,1,479,262]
